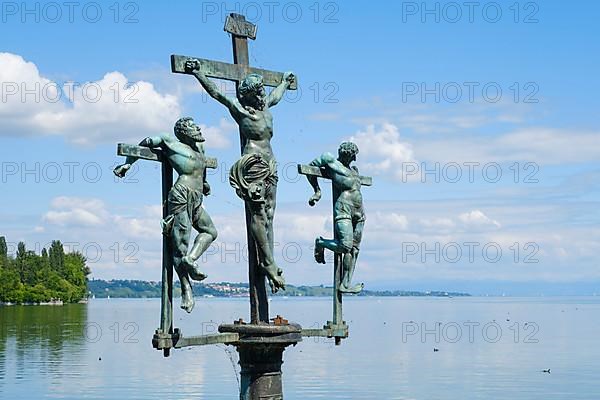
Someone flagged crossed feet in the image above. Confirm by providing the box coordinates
[182,255,208,281]
[339,282,364,294]
[179,255,208,313]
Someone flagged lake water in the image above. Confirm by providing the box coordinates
[1,296,599,399]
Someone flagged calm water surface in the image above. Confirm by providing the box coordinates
[1,296,599,399]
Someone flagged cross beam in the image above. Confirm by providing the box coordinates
[117,143,218,168]
[171,56,297,90]
[298,165,373,186]
[171,12,297,90]
[298,164,372,344]
[117,143,217,356]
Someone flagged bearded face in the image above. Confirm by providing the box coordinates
[339,152,356,166]
[338,142,359,166]
[242,84,266,110]
[189,124,204,143]
[175,119,204,145]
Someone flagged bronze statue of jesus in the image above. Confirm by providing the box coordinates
[185,59,294,292]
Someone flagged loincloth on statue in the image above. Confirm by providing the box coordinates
[229,153,278,203]
[334,198,365,223]
[333,198,365,250]
[162,181,204,235]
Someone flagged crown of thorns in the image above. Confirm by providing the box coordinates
[239,74,264,97]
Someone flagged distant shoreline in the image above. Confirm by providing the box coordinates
[0,299,88,306]
[87,279,471,299]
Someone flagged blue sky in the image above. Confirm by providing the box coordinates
[0,0,598,295]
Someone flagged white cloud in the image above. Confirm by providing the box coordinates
[370,211,409,232]
[0,53,60,117]
[0,53,180,145]
[351,98,533,135]
[0,52,236,148]
[199,118,237,149]
[42,196,163,239]
[389,213,409,230]
[458,210,501,229]
[113,205,162,240]
[3,194,593,284]
[495,128,600,164]
[49,196,105,211]
[43,196,108,227]
[415,127,600,165]
[276,211,331,242]
[348,123,415,180]
[419,217,455,230]
[347,120,600,184]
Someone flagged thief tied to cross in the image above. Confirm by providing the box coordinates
[299,142,372,343]
[114,118,219,357]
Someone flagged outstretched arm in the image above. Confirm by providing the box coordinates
[184,59,245,118]
[312,152,350,174]
[113,133,170,178]
[306,152,338,206]
[267,71,295,107]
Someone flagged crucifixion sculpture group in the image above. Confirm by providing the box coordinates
[113,13,372,395]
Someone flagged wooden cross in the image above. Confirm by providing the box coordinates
[171,15,297,90]
[171,13,297,324]
[297,164,372,344]
[116,143,217,356]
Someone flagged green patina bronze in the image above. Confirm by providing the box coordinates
[174,13,297,323]
[299,142,372,344]
[112,12,372,399]
[114,117,218,317]
[185,58,294,295]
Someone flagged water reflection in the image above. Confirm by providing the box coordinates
[1,297,600,399]
[0,304,88,387]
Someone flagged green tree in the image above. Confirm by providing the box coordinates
[16,241,25,258]
[16,241,26,282]
[0,239,90,304]
[49,240,65,276]
[35,248,51,284]
[21,250,40,286]
[23,284,52,303]
[0,236,7,268]
[0,268,24,303]
[64,252,90,301]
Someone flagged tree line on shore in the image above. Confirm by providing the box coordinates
[0,237,91,304]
